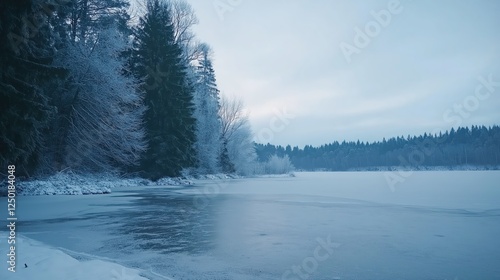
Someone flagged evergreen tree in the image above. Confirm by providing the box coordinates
[219,139,235,173]
[193,45,222,173]
[0,0,67,176]
[131,0,197,179]
[255,125,500,171]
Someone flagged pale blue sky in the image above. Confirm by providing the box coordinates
[186,0,500,147]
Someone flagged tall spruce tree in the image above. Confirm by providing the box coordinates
[131,0,197,179]
[193,45,222,173]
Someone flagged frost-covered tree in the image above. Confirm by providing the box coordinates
[131,0,197,179]
[1,0,143,176]
[52,0,131,43]
[25,0,148,175]
[226,118,257,176]
[219,95,257,175]
[50,28,146,173]
[193,45,222,173]
[163,0,222,175]
[264,154,295,174]
[168,0,205,64]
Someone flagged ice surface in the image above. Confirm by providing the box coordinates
[1,171,499,279]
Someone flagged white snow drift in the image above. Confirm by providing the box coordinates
[0,233,148,280]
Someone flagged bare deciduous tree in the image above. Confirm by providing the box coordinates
[168,0,205,63]
[219,95,257,175]
[219,95,246,142]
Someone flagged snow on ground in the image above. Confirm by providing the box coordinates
[9,172,194,196]
[5,172,244,196]
[2,166,496,196]
[182,173,242,180]
[0,233,149,280]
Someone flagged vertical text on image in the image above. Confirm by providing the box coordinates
[6,165,17,273]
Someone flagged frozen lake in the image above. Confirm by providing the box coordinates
[2,171,500,279]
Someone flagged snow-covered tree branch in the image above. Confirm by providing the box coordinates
[219,95,257,175]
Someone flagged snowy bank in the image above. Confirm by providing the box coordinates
[0,234,148,280]
[182,173,242,180]
[0,172,245,196]
[6,172,194,196]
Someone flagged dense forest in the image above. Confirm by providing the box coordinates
[255,125,500,171]
[0,0,258,179]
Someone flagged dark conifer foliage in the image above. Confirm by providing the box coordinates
[219,139,235,174]
[0,0,247,180]
[130,0,197,179]
[0,0,67,176]
[256,125,500,170]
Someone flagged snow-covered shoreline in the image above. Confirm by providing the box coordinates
[14,172,297,196]
[0,172,245,196]
[12,173,191,196]
[0,233,150,280]
[2,166,496,196]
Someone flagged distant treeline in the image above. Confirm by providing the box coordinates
[255,125,500,170]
